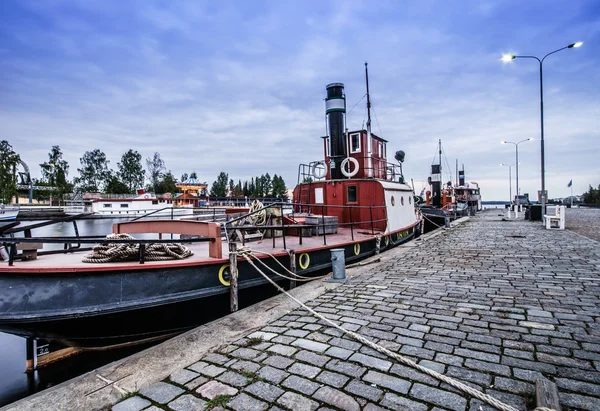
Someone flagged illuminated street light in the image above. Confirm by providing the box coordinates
[501,42,583,214]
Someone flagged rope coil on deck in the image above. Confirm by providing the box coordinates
[237,247,554,411]
[82,233,193,263]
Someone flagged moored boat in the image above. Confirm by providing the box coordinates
[0,65,422,348]
[0,204,19,221]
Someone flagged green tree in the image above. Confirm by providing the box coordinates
[118,149,145,193]
[583,184,600,205]
[272,174,288,199]
[75,149,109,192]
[210,172,229,197]
[146,152,165,191]
[0,140,21,204]
[263,173,272,197]
[40,145,72,196]
[181,172,189,182]
[190,172,198,179]
[105,171,130,194]
[155,171,177,194]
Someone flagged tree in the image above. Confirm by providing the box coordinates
[146,152,165,191]
[118,149,145,193]
[155,171,177,194]
[190,172,198,179]
[40,145,72,196]
[75,149,109,192]
[583,184,600,205]
[272,174,288,199]
[105,171,130,194]
[210,172,229,197]
[263,173,272,197]
[0,140,21,204]
[181,173,188,182]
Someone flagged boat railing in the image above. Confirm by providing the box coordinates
[1,219,223,266]
[224,201,389,250]
[297,158,403,184]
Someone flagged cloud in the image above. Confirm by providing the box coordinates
[1,0,599,200]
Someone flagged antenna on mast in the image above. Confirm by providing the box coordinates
[365,62,371,132]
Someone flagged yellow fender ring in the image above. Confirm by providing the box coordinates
[384,236,389,246]
[354,243,360,256]
[218,264,238,287]
[298,253,310,270]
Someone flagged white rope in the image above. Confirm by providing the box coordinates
[238,247,330,282]
[239,251,525,411]
[246,199,266,226]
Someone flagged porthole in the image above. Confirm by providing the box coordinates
[401,196,404,206]
[409,196,412,204]
[391,196,395,206]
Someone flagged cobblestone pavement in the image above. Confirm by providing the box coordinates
[113,210,600,411]
[565,207,600,242]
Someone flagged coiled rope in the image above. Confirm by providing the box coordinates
[246,199,267,226]
[237,247,553,411]
[82,233,193,263]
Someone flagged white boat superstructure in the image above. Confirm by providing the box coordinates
[0,205,19,221]
[91,194,191,217]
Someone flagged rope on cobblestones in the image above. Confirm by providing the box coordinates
[239,248,530,411]
[238,247,330,282]
[82,233,193,263]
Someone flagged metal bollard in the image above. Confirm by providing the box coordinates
[444,217,450,228]
[326,248,351,283]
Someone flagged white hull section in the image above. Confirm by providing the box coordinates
[380,181,418,233]
[0,208,18,221]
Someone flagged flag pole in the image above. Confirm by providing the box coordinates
[571,183,573,208]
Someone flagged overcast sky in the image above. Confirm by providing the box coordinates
[1,0,598,201]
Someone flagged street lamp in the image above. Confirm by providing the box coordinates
[502,41,583,214]
[501,138,533,209]
[500,163,515,203]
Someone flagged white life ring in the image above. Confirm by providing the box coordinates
[312,162,327,179]
[341,157,359,178]
[143,194,150,199]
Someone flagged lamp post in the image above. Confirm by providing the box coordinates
[500,163,515,203]
[501,138,533,209]
[502,42,583,214]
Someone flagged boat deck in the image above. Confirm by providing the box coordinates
[2,227,381,272]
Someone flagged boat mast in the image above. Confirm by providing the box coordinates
[365,62,373,177]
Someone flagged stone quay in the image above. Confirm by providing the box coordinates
[4,208,600,411]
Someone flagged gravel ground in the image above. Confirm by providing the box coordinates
[565,207,600,241]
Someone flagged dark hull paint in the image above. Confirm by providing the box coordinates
[0,226,418,348]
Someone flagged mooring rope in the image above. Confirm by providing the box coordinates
[82,233,193,263]
[239,247,329,281]
[237,247,543,411]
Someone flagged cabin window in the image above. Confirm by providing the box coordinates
[325,137,330,157]
[120,204,129,208]
[401,196,404,205]
[314,187,324,204]
[391,196,395,206]
[409,196,412,204]
[378,142,384,157]
[350,133,361,153]
[152,200,158,205]
[347,186,357,203]
[103,204,112,208]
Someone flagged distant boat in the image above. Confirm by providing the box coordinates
[90,193,192,217]
[0,205,18,221]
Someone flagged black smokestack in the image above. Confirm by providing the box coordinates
[326,83,346,179]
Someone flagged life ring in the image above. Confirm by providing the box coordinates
[218,264,238,286]
[341,157,359,178]
[143,194,150,199]
[384,236,389,246]
[298,253,310,270]
[354,243,360,256]
[311,162,327,179]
